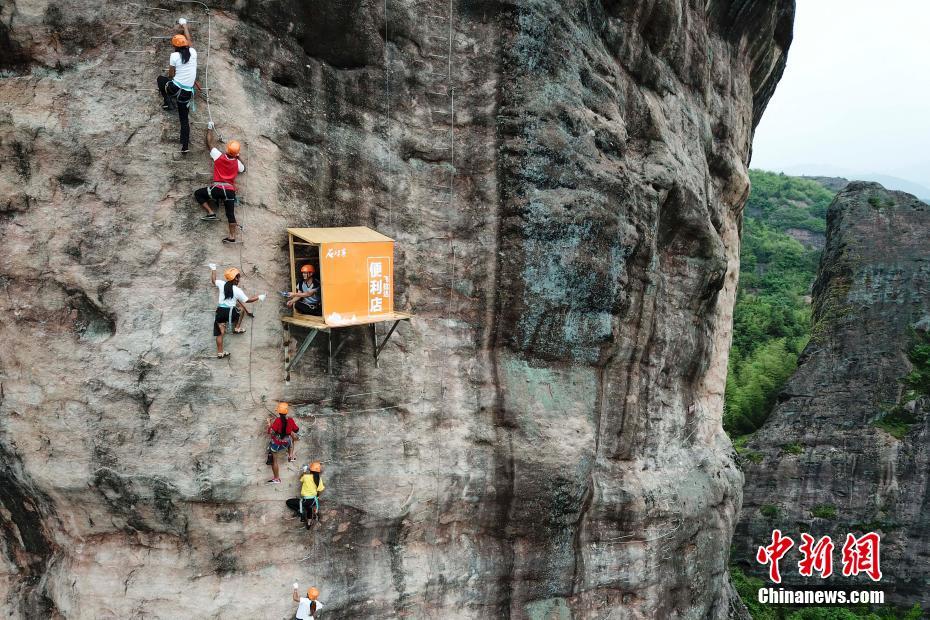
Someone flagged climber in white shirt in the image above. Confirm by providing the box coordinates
[156,19,198,153]
[208,264,264,358]
[292,584,323,620]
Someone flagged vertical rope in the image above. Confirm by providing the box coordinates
[427,0,455,610]
[175,0,214,127]
[384,0,393,228]
[174,4,270,413]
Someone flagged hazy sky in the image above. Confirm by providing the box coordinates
[751,0,930,188]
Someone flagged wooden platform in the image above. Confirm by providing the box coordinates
[282,311,413,331]
[282,311,414,379]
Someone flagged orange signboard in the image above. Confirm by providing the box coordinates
[319,241,394,326]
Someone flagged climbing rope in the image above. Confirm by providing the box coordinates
[422,0,456,608]
[223,139,277,417]
[170,4,269,414]
[175,0,215,130]
[383,0,393,227]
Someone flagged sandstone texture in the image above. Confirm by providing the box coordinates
[0,0,792,617]
[734,182,930,606]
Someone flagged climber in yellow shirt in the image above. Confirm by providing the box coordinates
[286,461,325,530]
[300,462,325,497]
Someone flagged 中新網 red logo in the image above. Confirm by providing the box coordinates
[756,531,881,583]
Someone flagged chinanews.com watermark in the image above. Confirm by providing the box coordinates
[758,588,884,605]
[753,529,885,606]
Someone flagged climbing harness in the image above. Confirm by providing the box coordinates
[170,79,196,112]
[206,183,233,202]
[221,298,236,332]
[299,496,319,517]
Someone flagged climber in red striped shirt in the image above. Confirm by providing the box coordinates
[194,124,246,243]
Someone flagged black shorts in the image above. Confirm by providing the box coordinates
[195,186,237,223]
[214,306,241,336]
[295,300,322,316]
[286,497,320,518]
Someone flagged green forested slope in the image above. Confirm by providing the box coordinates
[724,171,832,436]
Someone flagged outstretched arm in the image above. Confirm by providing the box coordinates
[206,127,218,152]
[236,299,253,317]
[180,22,193,48]
[208,264,217,286]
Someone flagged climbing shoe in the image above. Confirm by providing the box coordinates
[222,237,237,244]
[201,214,217,221]
[266,477,281,484]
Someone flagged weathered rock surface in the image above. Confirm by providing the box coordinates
[0,0,792,617]
[734,182,930,605]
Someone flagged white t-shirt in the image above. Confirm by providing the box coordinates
[215,279,248,308]
[295,598,323,620]
[210,148,246,172]
[169,48,198,87]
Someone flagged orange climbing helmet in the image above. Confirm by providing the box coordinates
[223,267,240,282]
[309,461,322,473]
[300,264,315,275]
[226,141,241,157]
[307,586,319,600]
[276,402,289,415]
[171,34,189,48]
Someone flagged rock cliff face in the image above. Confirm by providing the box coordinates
[734,182,930,606]
[0,0,793,617]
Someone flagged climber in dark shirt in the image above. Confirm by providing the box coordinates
[287,264,321,315]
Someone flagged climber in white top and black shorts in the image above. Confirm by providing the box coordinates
[209,265,263,358]
[156,19,197,153]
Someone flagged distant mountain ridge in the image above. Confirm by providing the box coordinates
[801,175,848,192]
[777,164,930,199]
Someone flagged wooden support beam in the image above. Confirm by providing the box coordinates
[375,320,402,361]
[287,330,319,372]
[370,323,379,368]
[284,322,291,384]
[328,331,333,375]
[288,233,297,298]
[332,332,349,359]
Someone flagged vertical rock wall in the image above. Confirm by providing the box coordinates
[0,0,792,617]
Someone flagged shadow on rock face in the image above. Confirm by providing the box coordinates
[245,0,383,70]
[43,5,106,60]
[0,22,30,75]
[0,444,59,616]
[66,287,116,343]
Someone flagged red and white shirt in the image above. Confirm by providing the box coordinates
[210,147,245,190]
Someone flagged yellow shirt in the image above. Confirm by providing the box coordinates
[300,474,325,498]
